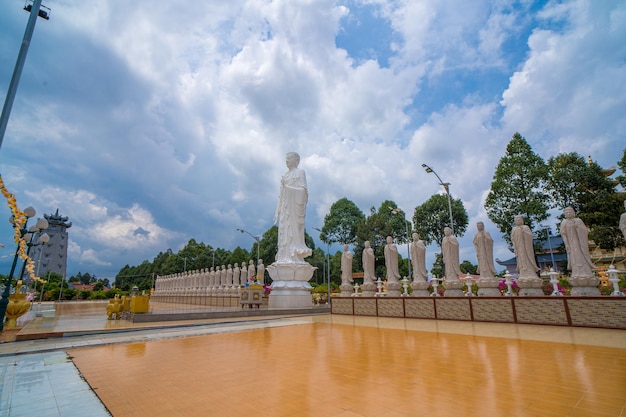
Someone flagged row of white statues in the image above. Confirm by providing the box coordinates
[154,259,265,296]
[341,206,603,296]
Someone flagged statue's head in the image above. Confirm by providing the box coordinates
[413,232,419,240]
[514,215,523,226]
[564,206,575,219]
[477,221,484,231]
[444,227,451,236]
[286,152,300,168]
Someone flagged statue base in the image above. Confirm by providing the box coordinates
[386,282,402,297]
[444,279,464,297]
[361,282,377,297]
[411,281,430,297]
[339,284,354,297]
[517,277,544,296]
[568,276,601,296]
[267,262,316,309]
[477,278,501,297]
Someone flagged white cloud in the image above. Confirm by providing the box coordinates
[0,0,623,278]
[501,0,626,160]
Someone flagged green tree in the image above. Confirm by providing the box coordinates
[320,197,365,245]
[259,226,279,266]
[616,148,626,189]
[431,253,443,278]
[460,260,477,275]
[485,133,550,244]
[547,152,624,250]
[546,153,593,212]
[412,194,469,248]
[353,201,408,278]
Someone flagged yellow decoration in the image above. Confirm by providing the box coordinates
[0,175,40,282]
[5,281,31,329]
[106,295,124,320]
[130,295,150,314]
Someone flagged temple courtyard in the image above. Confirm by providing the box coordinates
[1,301,625,417]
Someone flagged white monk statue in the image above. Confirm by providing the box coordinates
[248,260,256,282]
[410,232,428,282]
[362,241,376,285]
[340,244,354,286]
[256,259,265,283]
[560,207,595,278]
[442,227,462,282]
[511,215,539,279]
[267,152,317,309]
[384,236,400,284]
[274,152,312,263]
[233,263,240,287]
[473,222,496,279]
[240,263,247,286]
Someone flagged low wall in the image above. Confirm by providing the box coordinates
[331,296,626,329]
[150,295,244,307]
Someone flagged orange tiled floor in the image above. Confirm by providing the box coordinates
[69,316,626,417]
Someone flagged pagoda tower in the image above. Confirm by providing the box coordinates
[30,209,72,280]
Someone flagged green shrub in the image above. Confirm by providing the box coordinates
[89,290,108,300]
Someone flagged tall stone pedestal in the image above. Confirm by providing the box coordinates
[267,262,317,309]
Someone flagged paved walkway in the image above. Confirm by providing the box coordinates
[1,301,625,417]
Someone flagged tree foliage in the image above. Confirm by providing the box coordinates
[320,197,365,245]
[545,152,593,213]
[617,148,626,189]
[547,152,624,250]
[485,133,550,244]
[412,194,469,248]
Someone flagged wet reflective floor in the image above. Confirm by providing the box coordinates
[69,316,626,417]
[1,303,625,417]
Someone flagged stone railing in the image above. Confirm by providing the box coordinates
[330,296,626,330]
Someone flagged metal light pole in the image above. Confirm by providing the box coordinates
[313,227,331,302]
[391,208,411,279]
[0,0,49,151]
[422,163,454,235]
[540,224,557,271]
[236,228,260,263]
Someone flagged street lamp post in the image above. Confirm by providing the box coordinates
[422,163,454,235]
[390,208,412,280]
[540,224,557,271]
[18,219,49,285]
[236,228,260,264]
[313,227,331,303]
[0,0,49,151]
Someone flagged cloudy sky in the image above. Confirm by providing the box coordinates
[0,0,624,280]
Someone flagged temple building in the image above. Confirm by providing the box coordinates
[496,234,568,277]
